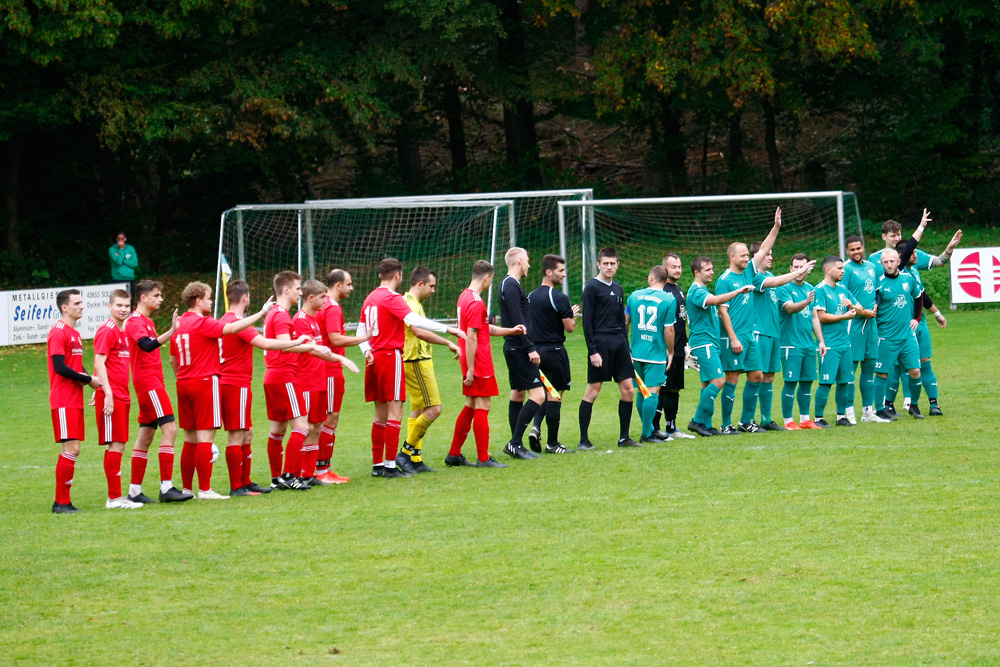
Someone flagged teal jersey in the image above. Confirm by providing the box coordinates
[900,265,927,323]
[871,247,935,277]
[777,281,816,350]
[714,260,758,336]
[843,259,879,309]
[814,281,855,349]
[626,287,677,363]
[875,272,921,340]
[687,282,720,349]
[752,270,780,338]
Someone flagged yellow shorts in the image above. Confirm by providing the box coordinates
[404,359,440,412]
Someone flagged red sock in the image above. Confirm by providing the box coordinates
[103,450,123,499]
[384,420,401,464]
[158,443,174,482]
[283,428,307,475]
[300,443,319,478]
[130,449,148,486]
[473,409,490,462]
[241,443,253,487]
[317,426,335,472]
[55,452,76,505]
[371,422,386,465]
[267,433,284,478]
[225,445,243,491]
[195,442,214,492]
[449,406,474,456]
[180,442,196,490]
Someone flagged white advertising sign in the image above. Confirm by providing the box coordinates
[1,283,128,347]
[950,247,1000,305]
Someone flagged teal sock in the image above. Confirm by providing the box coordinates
[640,393,657,438]
[920,360,938,400]
[835,383,851,416]
[740,381,761,424]
[815,384,832,418]
[720,382,737,427]
[634,392,644,434]
[874,374,888,410]
[886,365,901,403]
[797,382,812,418]
[908,373,922,404]
[781,381,797,421]
[695,384,722,427]
[759,382,773,423]
[859,360,876,406]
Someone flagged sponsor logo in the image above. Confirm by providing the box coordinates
[957,251,1000,299]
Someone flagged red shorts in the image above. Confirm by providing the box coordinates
[326,373,345,413]
[264,382,305,422]
[221,384,253,432]
[94,392,130,444]
[176,377,221,431]
[365,349,405,403]
[136,386,175,426]
[463,375,499,398]
[301,389,328,424]
[51,407,85,443]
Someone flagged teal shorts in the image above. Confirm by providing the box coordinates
[876,335,920,374]
[756,334,781,374]
[720,334,761,373]
[690,343,724,382]
[633,360,666,389]
[916,321,932,359]
[850,317,879,363]
[780,346,817,382]
[819,345,855,385]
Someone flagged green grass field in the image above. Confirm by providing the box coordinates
[2,308,999,665]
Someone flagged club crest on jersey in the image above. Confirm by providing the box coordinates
[769,290,778,303]
[864,279,874,293]
[902,281,909,291]
[893,295,907,309]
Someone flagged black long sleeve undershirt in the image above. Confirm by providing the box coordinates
[922,292,933,309]
[51,355,91,384]
[136,336,161,352]
[898,236,919,267]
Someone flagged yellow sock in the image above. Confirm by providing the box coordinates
[407,414,434,462]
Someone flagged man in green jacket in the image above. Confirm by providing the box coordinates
[109,231,139,299]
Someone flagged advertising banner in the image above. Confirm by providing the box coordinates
[0,283,128,346]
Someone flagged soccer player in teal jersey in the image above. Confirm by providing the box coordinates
[685,256,755,437]
[776,253,824,430]
[813,256,874,427]
[748,240,816,431]
[842,235,886,423]
[625,265,677,443]
[872,248,924,421]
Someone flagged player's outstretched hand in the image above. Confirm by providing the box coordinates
[169,309,180,333]
[797,260,817,277]
[448,326,467,341]
[259,296,276,314]
[948,229,963,250]
[739,284,754,294]
[774,206,782,228]
[342,358,360,374]
[572,304,581,318]
[447,341,461,359]
[920,208,932,227]
[589,352,603,368]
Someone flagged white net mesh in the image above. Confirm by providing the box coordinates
[562,192,864,296]
[216,202,513,323]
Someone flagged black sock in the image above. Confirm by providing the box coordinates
[546,400,562,445]
[508,400,523,436]
[929,398,938,405]
[664,391,680,430]
[534,399,548,428]
[652,389,669,430]
[618,399,632,441]
[511,400,541,445]
[579,400,594,443]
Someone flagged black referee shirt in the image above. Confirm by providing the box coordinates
[499,274,535,351]
[663,282,688,347]
[582,277,626,354]
[528,285,575,344]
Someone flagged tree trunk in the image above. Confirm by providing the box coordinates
[726,109,744,174]
[441,73,469,191]
[762,97,783,192]
[495,0,543,188]
[1,137,22,253]
[395,101,425,193]
[657,94,688,195]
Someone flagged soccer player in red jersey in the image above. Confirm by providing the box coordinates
[294,279,360,485]
[357,258,465,478]
[93,289,142,509]
[48,289,103,513]
[125,280,187,503]
[219,280,315,496]
[446,260,525,468]
[264,271,340,491]
[316,269,368,484]
[169,281,273,499]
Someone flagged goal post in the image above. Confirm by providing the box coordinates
[214,200,515,323]
[557,191,864,295]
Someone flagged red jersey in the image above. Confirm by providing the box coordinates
[170,311,226,380]
[219,311,261,387]
[125,311,165,391]
[317,295,344,374]
[458,289,494,378]
[263,305,297,384]
[47,320,85,410]
[93,319,131,401]
[293,310,326,391]
[360,286,412,352]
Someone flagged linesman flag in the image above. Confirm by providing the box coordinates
[220,254,233,311]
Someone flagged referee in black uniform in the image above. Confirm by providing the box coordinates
[527,254,580,453]
[652,252,695,439]
[579,247,639,449]
[499,247,542,460]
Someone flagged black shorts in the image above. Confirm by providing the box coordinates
[503,341,542,391]
[536,343,571,392]
[662,343,685,391]
[587,333,633,384]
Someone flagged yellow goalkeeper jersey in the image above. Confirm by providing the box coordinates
[403,291,433,361]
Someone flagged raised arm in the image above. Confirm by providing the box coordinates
[762,260,817,289]
[221,297,274,334]
[752,207,783,269]
[705,284,754,306]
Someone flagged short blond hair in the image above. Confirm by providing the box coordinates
[182,282,212,308]
[301,279,327,299]
[504,247,527,268]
